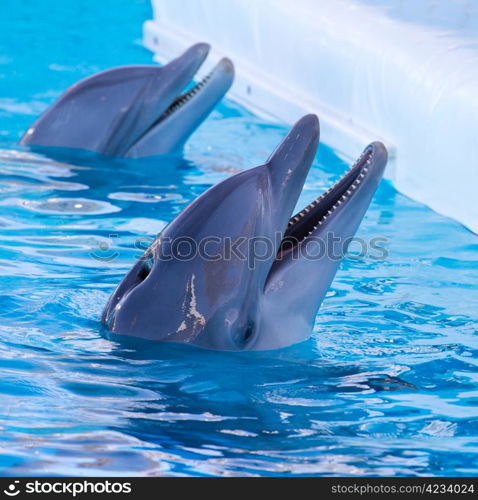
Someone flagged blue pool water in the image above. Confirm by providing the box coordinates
[1,0,478,477]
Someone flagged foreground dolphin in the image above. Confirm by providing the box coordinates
[20,43,234,158]
[103,115,388,350]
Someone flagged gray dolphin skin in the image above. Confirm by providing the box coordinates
[20,43,234,158]
[103,114,388,350]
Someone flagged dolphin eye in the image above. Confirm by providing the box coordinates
[243,321,255,344]
[232,319,255,349]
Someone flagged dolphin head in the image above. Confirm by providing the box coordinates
[20,43,234,158]
[103,115,387,350]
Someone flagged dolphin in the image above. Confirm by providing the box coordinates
[103,114,388,350]
[20,43,234,158]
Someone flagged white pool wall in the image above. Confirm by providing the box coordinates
[144,0,478,233]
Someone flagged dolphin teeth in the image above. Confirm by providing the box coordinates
[285,147,375,245]
[157,68,215,122]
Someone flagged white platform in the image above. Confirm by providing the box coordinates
[144,0,478,233]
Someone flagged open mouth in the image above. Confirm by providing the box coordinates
[277,146,375,257]
[137,70,215,142]
[155,71,215,124]
[129,53,234,154]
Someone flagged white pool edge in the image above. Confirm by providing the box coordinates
[143,20,395,171]
[143,0,478,234]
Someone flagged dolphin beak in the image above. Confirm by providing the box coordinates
[256,141,388,350]
[125,55,235,157]
[280,141,387,251]
[113,42,213,155]
[265,114,321,232]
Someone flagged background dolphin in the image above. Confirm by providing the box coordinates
[20,43,234,158]
[103,114,388,350]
